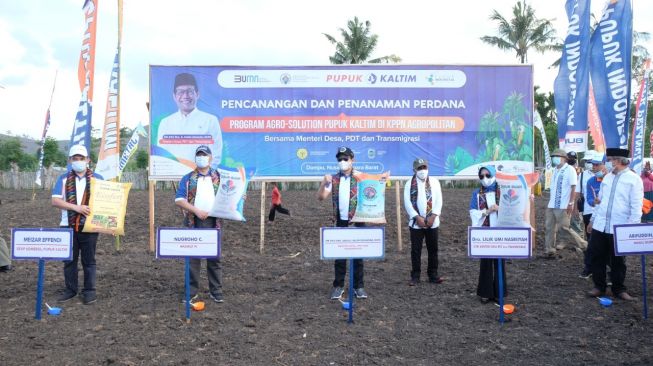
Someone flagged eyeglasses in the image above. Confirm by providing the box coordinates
[174,88,196,97]
[479,173,492,179]
[337,158,350,162]
[416,166,427,171]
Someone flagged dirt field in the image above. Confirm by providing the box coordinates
[1,187,652,365]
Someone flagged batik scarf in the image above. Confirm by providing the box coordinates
[184,168,221,228]
[410,174,432,217]
[65,169,93,232]
[331,171,357,221]
[478,183,500,227]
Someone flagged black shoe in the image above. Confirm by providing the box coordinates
[83,292,97,305]
[579,270,592,279]
[181,293,199,304]
[57,290,77,303]
[0,265,13,272]
[209,292,224,303]
[409,278,420,286]
[429,276,444,284]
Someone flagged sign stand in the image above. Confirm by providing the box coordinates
[642,255,648,320]
[259,181,266,254]
[185,257,191,323]
[395,181,403,251]
[35,259,45,320]
[613,223,653,319]
[348,259,355,324]
[497,258,505,325]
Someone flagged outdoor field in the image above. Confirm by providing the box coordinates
[1,187,652,366]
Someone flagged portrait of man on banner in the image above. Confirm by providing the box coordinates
[156,72,223,171]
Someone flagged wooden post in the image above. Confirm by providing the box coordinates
[395,180,403,251]
[149,180,156,252]
[259,181,266,254]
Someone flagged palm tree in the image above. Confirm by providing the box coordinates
[324,17,401,64]
[480,0,557,64]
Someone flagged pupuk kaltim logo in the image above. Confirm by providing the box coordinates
[363,186,377,200]
[502,188,520,205]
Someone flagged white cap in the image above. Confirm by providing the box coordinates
[68,145,88,157]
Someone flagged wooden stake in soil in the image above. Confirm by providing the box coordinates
[259,181,266,254]
[395,180,403,251]
[149,180,156,252]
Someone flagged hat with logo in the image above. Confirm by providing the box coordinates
[605,148,630,158]
[550,148,567,158]
[591,153,606,164]
[68,145,88,157]
[174,73,197,90]
[335,146,354,158]
[413,158,428,170]
[195,145,212,156]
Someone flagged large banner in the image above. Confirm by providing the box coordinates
[69,0,98,153]
[590,0,632,150]
[630,59,650,175]
[554,0,591,152]
[149,65,534,180]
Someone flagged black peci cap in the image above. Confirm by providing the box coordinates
[335,146,354,158]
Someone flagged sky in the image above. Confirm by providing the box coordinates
[0,0,651,142]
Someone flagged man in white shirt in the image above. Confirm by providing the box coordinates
[317,147,368,300]
[586,148,643,300]
[545,148,587,257]
[403,158,443,286]
[51,145,104,305]
[157,73,222,169]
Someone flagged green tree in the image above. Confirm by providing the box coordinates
[135,149,148,169]
[480,0,557,64]
[324,17,401,64]
[0,137,37,170]
[38,137,67,168]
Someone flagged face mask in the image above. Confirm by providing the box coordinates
[552,157,561,166]
[338,160,352,171]
[585,163,593,171]
[481,177,495,187]
[71,160,87,173]
[416,170,428,180]
[195,156,210,168]
[595,171,604,179]
[605,161,613,172]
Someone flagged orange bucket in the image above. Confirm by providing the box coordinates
[502,304,515,314]
[191,301,205,311]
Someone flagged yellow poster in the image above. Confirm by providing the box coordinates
[83,178,131,235]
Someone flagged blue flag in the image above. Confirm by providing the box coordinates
[630,60,650,174]
[589,0,632,149]
[554,0,591,152]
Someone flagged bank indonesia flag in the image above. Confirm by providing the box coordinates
[554,0,591,152]
[589,0,632,149]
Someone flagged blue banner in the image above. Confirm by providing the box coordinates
[554,0,591,152]
[149,65,533,180]
[630,61,650,174]
[589,0,632,149]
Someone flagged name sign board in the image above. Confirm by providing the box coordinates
[157,228,221,259]
[320,227,384,260]
[468,227,531,259]
[613,223,653,255]
[11,228,73,260]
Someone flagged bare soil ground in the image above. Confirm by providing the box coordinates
[1,187,652,365]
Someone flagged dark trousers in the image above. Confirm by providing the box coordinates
[588,229,627,294]
[582,214,592,271]
[190,217,222,296]
[477,258,506,299]
[63,231,99,295]
[333,219,364,288]
[268,204,290,221]
[409,227,439,280]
